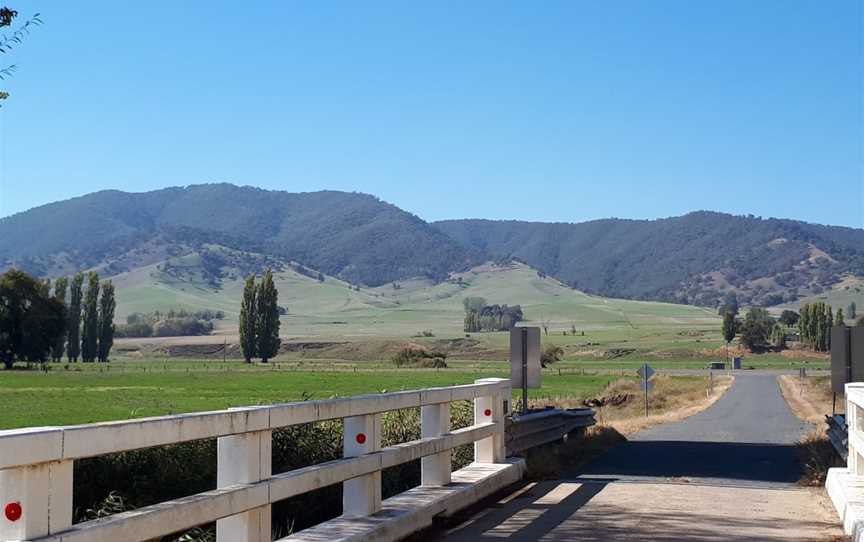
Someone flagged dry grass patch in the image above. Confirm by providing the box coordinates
[778,375,840,424]
[777,375,846,487]
[593,374,733,435]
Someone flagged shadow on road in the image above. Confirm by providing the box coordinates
[576,440,803,485]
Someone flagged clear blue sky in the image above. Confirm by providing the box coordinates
[0,1,861,227]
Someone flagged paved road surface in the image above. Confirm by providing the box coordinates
[440,373,844,541]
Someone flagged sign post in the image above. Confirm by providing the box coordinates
[510,327,541,415]
[637,363,655,417]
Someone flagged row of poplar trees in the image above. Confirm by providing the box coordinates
[51,272,116,362]
[239,269,281,363]
[798,302,839,353]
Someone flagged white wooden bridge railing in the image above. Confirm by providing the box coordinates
[0,377,512,542]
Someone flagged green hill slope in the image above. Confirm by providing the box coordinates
[111,256,717,340]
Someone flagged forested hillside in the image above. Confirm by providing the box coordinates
[0,184,481,286]
[435,212,864,306]
[2,184,862,308]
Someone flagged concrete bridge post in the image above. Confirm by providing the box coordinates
[474,378,509,463]
[421,401,451,486]
[0,457,72,540]
[342,413,383,517]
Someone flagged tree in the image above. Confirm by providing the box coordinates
[0,269,65,369]
[739,308,774,352]
[837,308,846,326]
[97,280,115,362]
[67,272,84,362]
[778,310,799,327]
[239,275,257,363]
[0,7,42,106]
[80,272,99,362]
[50,276,68,361]
[850,302,858,320]
[771,323,786,349]
[256,269,281,363]
[540,344,564,367]
[721,311,737,363]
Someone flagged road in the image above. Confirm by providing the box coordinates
[440,373,844,541]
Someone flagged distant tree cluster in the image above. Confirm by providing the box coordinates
[0,269,115,368]
[798,302,836,352]
[462,297,523,332]
[239,269,281,363]
[115,309,223,338]
[738,308,776,352]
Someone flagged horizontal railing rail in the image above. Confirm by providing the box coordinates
[0,378,511,542]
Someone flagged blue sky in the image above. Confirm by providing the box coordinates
[0,1,861,227]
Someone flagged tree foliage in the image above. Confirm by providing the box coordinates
[0,6,42,105]
[67,272,84,362]
[739,308,775,352]
[721,311,737,344]
[239,275,257,362]
[798,302,835,352]
[256,269,281,363]
[0,269,65,369]
[778,310,799,327]
[81,272,99,362]
[51,276,68,361]
[850,302,858,320]
[98,280,115,362]
[462,296,523,333]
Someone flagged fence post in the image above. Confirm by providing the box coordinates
[474,378,508,463]
[216,427,272,542]
[343,413,382,517]
[0,460,72,540]
[421,402,451,486]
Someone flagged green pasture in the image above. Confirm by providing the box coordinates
[0,364,629,429]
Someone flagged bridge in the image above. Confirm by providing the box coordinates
[0,373,849,542]
[0,377,534,542]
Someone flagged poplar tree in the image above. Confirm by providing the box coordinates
[81,272,99,362]
[850,302,858,320]
[239,275,257,363]
[98,280,115,362]
[67,272,84,362]
[256,269,281,363]
[721,311,736,363]
[51,277,68,362]
[837,308,846,326]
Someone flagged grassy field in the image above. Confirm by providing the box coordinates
[0,362,633,429]
[106,260,834,370]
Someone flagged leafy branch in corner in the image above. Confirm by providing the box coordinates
[0,11,41,53]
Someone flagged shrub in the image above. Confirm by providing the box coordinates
[541,344,564,367]
[392,348,448,368]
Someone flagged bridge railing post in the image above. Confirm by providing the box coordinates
[474,378,509,463]
[216,409,272,542]
[421,401,451,486]
[0,459,72,540]
[343,413,382,517]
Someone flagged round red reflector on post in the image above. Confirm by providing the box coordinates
[5,502,21,522]
[356,433,367,444]
[484,409,492,417]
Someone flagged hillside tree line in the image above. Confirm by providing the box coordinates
[239,269,281,363]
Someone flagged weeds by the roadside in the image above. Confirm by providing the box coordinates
[797,430,843,486]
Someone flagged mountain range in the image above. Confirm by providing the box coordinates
[1,183,862,308]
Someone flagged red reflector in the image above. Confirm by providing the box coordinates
[5,502,21,522]
[356,433,366,444]
[484,409,492,417]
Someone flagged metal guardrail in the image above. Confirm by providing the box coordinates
[505,407,596,454]
[828,414,848,462]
